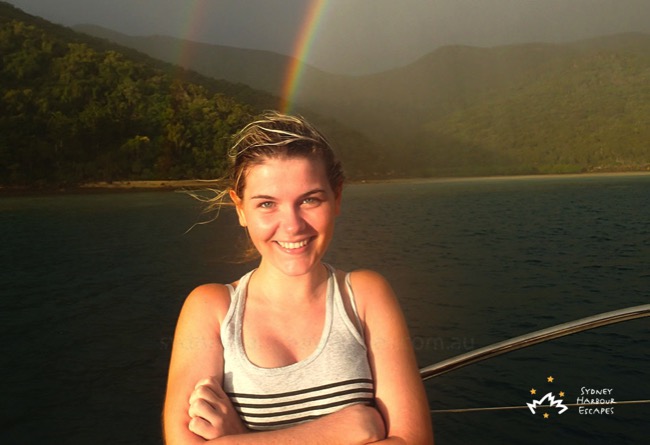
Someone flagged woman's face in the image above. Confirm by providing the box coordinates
[231,156,341,277]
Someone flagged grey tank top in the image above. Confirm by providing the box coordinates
[221,264,374,430]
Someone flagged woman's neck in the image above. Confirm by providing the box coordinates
[248,261,329,306]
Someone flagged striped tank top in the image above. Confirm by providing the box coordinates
[221,264,374,430]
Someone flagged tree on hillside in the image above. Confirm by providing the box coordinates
[0,18,253,186]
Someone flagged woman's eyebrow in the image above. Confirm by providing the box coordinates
[300,189,327,198]
[249,189,327,200]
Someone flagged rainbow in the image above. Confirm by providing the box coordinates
[280,0,329,114]
[176,0,329,114]
[176,0,210,69]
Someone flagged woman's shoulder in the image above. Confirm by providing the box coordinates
[180,282,234,325]
[343,268,392,293]
[336,268,395,307]
[187,282,233,299]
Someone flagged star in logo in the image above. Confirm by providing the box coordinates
[530,388,537,395]
[547,376,554,383]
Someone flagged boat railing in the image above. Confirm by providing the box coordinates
[419,304,650,413]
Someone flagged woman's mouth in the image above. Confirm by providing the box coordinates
[275,238,311,250]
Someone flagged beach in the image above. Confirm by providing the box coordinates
[2,171,649,196]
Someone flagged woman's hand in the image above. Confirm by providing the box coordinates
[340,403,386,443]
[188,376,249,440]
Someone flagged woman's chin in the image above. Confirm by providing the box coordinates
[262,253,323,277]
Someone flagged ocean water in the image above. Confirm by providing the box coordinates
[1,174,648,444]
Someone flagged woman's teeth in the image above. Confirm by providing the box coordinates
[277,239,309,249]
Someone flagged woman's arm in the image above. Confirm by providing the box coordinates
[163,283,236,445]
[351,270,434,445]
[192,399,385,445]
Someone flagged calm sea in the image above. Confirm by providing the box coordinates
[1,174,648,444]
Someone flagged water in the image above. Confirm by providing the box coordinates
[1,174,649,444]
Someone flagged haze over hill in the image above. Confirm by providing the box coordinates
[72,24,339,99]
[76,25,650,176]
[10,0,650,75]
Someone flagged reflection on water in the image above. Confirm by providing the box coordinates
[1,174,648,444]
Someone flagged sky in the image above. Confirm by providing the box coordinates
[7,0,650,75]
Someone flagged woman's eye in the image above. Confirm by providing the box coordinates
[302,197,321,206]
[259,201,275,209]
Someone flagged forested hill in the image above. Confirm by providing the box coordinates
[76,22,650,178]
[3,2,649,186]
[0,2,259,186]
[296,35,650,176]
[0,2,378,187]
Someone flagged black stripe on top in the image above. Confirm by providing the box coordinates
[245,414,324,428]
[238,396,375,419]
[242,398,375,428]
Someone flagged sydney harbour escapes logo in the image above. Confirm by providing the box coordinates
[527,376,568,419]
[527,376,615,419]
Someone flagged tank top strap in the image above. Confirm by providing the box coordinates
[344,273,363,332]
[324,264,366,345]
[222,269,255,335]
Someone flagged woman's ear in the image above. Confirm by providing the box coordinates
[229,189,247,227]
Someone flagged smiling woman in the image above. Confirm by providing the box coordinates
[162,111,434,444]
[229,157,340,277]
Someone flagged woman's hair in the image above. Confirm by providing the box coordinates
[228,111,344,199]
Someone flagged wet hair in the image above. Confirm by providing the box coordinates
[228,111,344,199]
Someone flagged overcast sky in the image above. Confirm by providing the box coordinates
[7,0,650,74]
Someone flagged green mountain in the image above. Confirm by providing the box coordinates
[297,36,650,175]
[0,2,377,187]
[419,45,650,175]
[80,24,650,177]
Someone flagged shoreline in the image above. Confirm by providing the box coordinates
[2,171,650,195]
[80,179,223,190]
[0,179,223,196]
[356,170,650,185]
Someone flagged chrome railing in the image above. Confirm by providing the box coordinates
[420,304,650,381]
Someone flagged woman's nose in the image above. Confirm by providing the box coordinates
[281,206,305,233]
